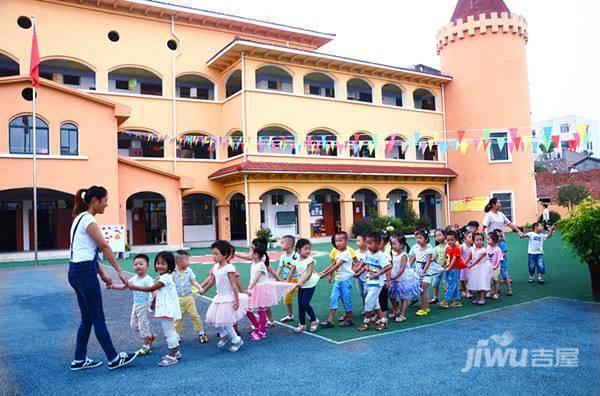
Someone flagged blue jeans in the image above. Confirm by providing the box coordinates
[356,278,368,304]
[68,260,117,361]
[444,269,461,302]
[528,254,546,275]
[329,279,352,312]
[298,286,316,325]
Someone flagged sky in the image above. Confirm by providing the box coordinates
[170,0,599,123]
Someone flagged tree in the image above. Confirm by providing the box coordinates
[558,184,590,211]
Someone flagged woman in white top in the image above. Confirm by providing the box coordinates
[482,197,523,236]
[68,186,137,371]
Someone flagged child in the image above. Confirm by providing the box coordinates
[108,254,156,355]
[467,232,499,305]
[378,231,392,319]
[542,204,550,230]
[459,231,474,298]
[430,229,447,304]
[493,229,513,296]
[408,229,434,316]
[277,235,299,322]
[353,234,369,314]
[319,231,356,328]
[201,240,247,352]
[438,230,466,308]
[128,251,182,367]
[294,238,320,333]
[358,232,391,331]
[246,238,294,341]
[173,250,208,343]
[520,223,555,283]
[386,235,421,322]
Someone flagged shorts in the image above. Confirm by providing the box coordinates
[283,278,298,305]
[328,279,352,312]
[364,285,382,312]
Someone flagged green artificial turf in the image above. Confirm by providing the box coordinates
[1,233,594,342]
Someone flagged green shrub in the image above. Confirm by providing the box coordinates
[557,199,600,263]
[255,227,276,243]
[534,163,547,173]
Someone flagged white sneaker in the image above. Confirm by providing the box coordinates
[280,315,295,322]
[294,325,306,333]
[228,339,243,352]
[217,336,229,348]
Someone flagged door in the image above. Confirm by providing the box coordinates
[55,208,73,249]
[353,202,364,224]
[0,210,17,252]
[132,208,147,245]
[322,202,335,235]
[230,195,246,240]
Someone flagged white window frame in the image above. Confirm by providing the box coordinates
[490,190,515,225]
[487,130,512,164]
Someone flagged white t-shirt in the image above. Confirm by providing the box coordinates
[542,209,550,221]
[391,252,408,279]
[154,273,181,320]
[526,232,547,254]
[250,262,268,285]
[70,212,98,262]
[483,211,510,233]
[335,249,355,281]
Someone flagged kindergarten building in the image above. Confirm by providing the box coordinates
[0,0,539,256]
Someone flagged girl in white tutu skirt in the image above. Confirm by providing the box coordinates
[200,240,247,352]
[246,237,295,341]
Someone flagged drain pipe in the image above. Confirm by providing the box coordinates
[171,15,182,174]
[442,83,451,226]
[241,51,248,161]
[244,174,250,246]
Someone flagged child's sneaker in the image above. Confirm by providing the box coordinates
[528,276,534,283]
[228,339,243,352]
[198,333,209,343]
[280,315,294,322]
[267,321,276,328]
[294,324,306,333]
[538,276,545,284]
[437,300,450,308]
[158,355,178,367]
[492,294,499,300]
[217,336,229,348]
[70,357,102,371]
[136,345,152,356]
[450,301,463,308]
[107,352,137,370]
[250,330,264,341]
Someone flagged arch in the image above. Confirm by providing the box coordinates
[259,188,300,238]
[417,188,444,229]
[349,131,375,158]
[109,65,163,96]
[0,49,20,64]
[386,188,411,220]
[40,55,97,72]
[256,125,297,154]
[227,191,245,202]
[255,62,296,77]
[415,137,439,161]
[176,73,216,100]
[225,69,242,98]
[303,71,337,98]
[229,192,246,240]
[182,193,218,242]
[126,191,168,245]
[385,187,412,200]
[352,187,380,199]
[255,64,293,93]
[417,187,445,197]
[347,77,373,103]
[413,88,437,111]
[306,128,338,156]
[307,186,346,200]
[60,122,79,156]
[352,188,379,220]
[8,114,50,155]
[0,50,20,77]
[9,112,50,126]
[117,127,164,158]
[257,186,301,200]
[308,188,342,236]
[384,133,408,160]
[182,190,221,201]
[226,130,244,158]
[382,83,405,107]
[177,131,218,159]
[108,64,163,79]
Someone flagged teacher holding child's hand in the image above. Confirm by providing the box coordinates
[68,185,137,371]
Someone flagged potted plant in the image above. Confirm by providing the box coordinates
[256,228,276,248]
[122,243,131,259]
[557,198,600,300]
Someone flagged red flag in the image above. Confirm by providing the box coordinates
[551,135,560,148]
[30,26,40,88]
[513,136,522,151]
[457,130,466,143]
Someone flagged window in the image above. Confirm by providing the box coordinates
[182,199,213,225]
[60,123,78,156]
[489,131,510,161]
[492,192,514,222]
[267,80,280,90]
[359,92,372,102]
[197,88,209,100]
[325,87,334,98]
[63,74,80,86]
[395,97,403,107]
[9,115,49,155]
[309,85,320,95]
[40,72,53,81]
[115,80,128,90]
[271,193,285,205]
[179,86,191,98]
[140,82,162,96]
[560,123,569,133]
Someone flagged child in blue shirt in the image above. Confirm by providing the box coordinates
[493,229,513,296]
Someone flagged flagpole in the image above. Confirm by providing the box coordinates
[31,16,39,268]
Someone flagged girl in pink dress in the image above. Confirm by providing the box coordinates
[201,240,248,353]
[460,231,474,298]
[466,232,489,305]
[246,238,295,341]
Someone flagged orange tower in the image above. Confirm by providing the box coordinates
[438,0,537,226]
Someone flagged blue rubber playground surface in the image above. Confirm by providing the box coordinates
[1,234,599,395]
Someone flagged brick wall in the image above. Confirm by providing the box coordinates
[536,169,600,203]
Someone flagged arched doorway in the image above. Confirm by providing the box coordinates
[352,188,378,222]
[182,194,217,243]
[419,189,443,229]
[308,189,341,237]
[260,189,298,238]
[387,189,409,220]
[0,188,74,252]
[229,193,246,241]
[126,192,167,245]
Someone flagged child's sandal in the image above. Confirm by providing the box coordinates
[358,322,370,332]
[375,321,387,331]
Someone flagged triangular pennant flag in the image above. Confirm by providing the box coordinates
[483,139,490,152]
[419,141,428,154]
[568,139,577,151]
[368,141,375,155]
[551,135,560,149]
[543,126,553,142]
[531,140,539,154]
[513,136,522,151]
[472,138,481,151]
[509,128,518,142]
[497,137,507,152]
[459,140,470,154]
[439,140,448,154]
[448,138,459,150]
[401,141,409,154]
[457,130,466,143]
[427,139,434,151]
[573,131,581,148]
[576,123,589,145]
[483,129,491,140]
[414,131,421,142]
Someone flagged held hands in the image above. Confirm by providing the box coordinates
[233,301,239,310]
[118,270,129,286]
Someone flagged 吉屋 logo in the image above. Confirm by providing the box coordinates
[461,331,579,372]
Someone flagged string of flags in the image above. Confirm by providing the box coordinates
[118,124,590,155]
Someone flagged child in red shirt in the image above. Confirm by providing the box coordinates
[439,230,466,308]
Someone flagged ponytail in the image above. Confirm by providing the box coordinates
[251,237,270,267]
[73,185,107,218]
[484,197,498,213]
